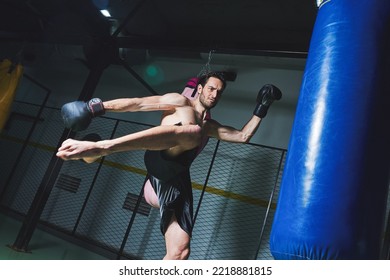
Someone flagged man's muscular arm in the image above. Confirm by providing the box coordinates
[204,116,262,143]
[203,84,282,143]
[61,93,189,131]
[103,93,189,112]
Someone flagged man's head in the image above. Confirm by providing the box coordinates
[197,71,226,109]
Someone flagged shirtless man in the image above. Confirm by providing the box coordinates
[56,71,282,260]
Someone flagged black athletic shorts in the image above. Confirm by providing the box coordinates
[144,148,197,237]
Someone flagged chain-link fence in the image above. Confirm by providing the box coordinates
[0,97,287,259]
[0,76,389,260]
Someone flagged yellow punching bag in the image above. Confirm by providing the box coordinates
[0,59,24,132]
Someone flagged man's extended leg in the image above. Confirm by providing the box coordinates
[57,124,202,161]
[163,214,191,260]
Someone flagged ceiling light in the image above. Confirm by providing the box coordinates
[100,9,111,17]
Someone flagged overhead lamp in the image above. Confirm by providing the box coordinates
[100,9,111,17]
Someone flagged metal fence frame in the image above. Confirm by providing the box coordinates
[1,98,389,260]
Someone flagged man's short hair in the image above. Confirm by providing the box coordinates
[198,71,227,92]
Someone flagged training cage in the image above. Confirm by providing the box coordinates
[0,74,389,260]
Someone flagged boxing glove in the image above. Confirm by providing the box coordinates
[61,98,105,131]
[253,84,282,118]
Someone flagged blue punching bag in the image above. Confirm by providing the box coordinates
[270,0,390,259]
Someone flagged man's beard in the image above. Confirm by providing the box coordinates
[199,93,217,110]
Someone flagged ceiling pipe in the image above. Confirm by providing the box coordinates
[111,0,150,38]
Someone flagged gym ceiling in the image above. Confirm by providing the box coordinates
[0,0,317,63]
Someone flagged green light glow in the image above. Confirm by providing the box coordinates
[146,65,158,77]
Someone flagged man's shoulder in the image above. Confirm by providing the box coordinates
[161,92,191,106]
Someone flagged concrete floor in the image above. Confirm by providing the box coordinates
[0,212,108,260]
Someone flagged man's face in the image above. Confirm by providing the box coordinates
[198,77,224,109]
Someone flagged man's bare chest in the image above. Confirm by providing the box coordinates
[161,107,203,126]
